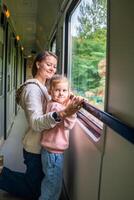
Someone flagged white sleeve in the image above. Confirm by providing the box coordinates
[22,85,57,132]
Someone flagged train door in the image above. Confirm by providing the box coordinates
[4,22,16,137]
[16,49,22,87]
[13,39,18,115]
[0,15,5,142]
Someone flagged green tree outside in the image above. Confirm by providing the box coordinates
[71,0,107,108]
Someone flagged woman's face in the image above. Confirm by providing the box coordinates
[36,55,57,81]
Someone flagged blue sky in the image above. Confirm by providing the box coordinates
[71,0,92,36]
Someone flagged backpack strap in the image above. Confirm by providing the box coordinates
[16,82,44,105]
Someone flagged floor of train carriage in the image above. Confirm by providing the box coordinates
[0,109,29,200]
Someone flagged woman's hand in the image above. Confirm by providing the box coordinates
[58,96,84,118]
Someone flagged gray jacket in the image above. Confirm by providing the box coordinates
[20,79,57,154]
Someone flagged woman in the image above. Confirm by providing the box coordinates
[0,51,83,199]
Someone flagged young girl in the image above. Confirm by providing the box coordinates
[39,74,81,200]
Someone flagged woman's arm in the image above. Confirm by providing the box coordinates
[21,85,83,132]
[47,102,77,130]
[21,84,57,132]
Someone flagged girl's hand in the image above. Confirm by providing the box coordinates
[59,96,84,118]
[70,93,88,102]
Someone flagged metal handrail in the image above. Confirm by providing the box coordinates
[78,101,134,144]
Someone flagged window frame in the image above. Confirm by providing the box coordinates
[64,0,108,141]
[50,34,57,54]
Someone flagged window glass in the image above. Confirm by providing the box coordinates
[51,37,56,54]
[69,0,107,111]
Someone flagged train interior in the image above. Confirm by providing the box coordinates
[0,0,134,200]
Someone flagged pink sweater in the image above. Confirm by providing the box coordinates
[41,101,77,153]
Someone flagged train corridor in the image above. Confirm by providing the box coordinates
[0,109,28,200]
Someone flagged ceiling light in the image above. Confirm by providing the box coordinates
[3,4,10,18]
[5,9,10,18]
[16,35,20,41]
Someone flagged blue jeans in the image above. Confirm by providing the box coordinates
[0,149,43,199]
[39,149,64,200]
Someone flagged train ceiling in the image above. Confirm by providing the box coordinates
[3,0,63,56]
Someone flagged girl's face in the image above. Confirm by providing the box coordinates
[50,81,69,104]
[36,55,57,82]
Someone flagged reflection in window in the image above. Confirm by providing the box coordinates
[69,0,107,110]
[51,37,56,54]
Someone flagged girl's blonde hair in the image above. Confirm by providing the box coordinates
[48,74,69,92]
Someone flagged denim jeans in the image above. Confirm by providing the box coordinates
[0,149,43,199]
[39,149,64,200]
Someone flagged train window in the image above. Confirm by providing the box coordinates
[20,49,23,84]
[65,0,107,139]
[0,42,3,58]
[68,0,107,111]
[8,32,12,65]
[50,36,56,54]
[13,54,16,88]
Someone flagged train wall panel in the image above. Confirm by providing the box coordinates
[100,0,134,199]
[100,129,134,200]
[64,121,102,200]
[0,96,4,139]
[107,0,134,126]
